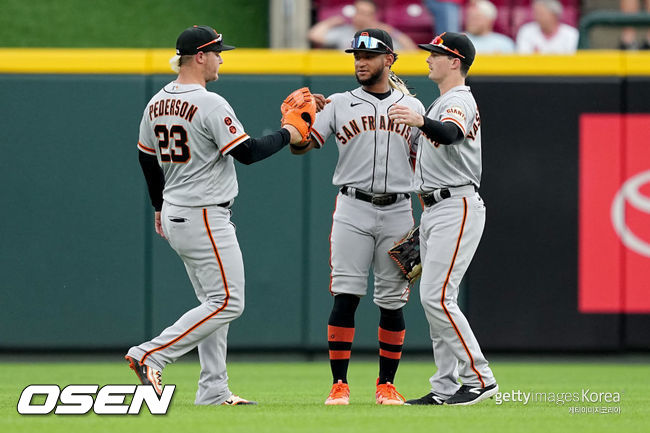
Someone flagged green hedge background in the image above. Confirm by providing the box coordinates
[0,0,269,48]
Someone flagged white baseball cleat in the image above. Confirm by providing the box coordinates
[221,394,258,405]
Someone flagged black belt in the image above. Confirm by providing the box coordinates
[421,189,452,207]
[217,200,232,208]
[421,185,478,207]
[340,186,410,206]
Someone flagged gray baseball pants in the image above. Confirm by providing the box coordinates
[330,191,414,309]
[418,188,496,398]
[127,202,244,405]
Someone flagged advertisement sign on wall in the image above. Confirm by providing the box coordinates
[579,114,650,313]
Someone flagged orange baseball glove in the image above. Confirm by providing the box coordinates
[281,87,317,145]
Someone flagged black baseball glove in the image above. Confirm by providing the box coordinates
[388,226,422,284]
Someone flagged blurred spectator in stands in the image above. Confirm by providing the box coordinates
[423,0,464,34]
[465,0,515,53]
[515,0,578,54]
[309,0,417,50]
[620,0,650,49]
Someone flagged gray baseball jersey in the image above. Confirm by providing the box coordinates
[312,87,424,309]
[414,84,496,397]
[414,85,482,193]
[312,87,425,194]
[137,82,249,206]
[130,81,250,405]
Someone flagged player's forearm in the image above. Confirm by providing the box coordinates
[138,151,164,211]
[229,128,290,165]
[290,138,316,155]
[419,117,463,145]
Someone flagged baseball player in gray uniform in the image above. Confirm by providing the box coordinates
[125,25,317,406]
[388,32,498,406]
[292,28,425,406]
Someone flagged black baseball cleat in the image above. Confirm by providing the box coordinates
[404,392,445,405]
[125,355,163,396]
[445,383,498,406]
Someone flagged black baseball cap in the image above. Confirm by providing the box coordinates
[345,28,395,55]
[176,25,235,55]
[418,32,475,66]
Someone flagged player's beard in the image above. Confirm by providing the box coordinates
[355,67,383,87]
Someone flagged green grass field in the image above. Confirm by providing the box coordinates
[1,358,647,433]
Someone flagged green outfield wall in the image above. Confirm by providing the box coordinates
[1,50,649,352]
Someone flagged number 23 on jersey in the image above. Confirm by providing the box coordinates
[154,124,191,163]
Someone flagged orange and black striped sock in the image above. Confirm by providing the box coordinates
[328,294,360,384]
[378,306,405,385]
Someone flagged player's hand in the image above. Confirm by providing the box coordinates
[388,105,424,127]
[283,124,305,145]
[154,211,167,239]
[283,124,315,154]
[313,94,331,112]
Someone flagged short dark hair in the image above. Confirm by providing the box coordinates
[460,62,470,76]
[448,55,470,77]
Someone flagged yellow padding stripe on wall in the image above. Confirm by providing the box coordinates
[0,48,649,76]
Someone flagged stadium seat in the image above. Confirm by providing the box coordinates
[493,5,514,38]
[316,2,355,21]
[383,2,434,44]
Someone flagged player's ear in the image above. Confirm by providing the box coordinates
[385,54,395,68]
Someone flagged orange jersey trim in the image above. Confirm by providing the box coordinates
[440,117,466,135]
[329,350,352,360]
[440,197,485,387]
[328,325,355,343]
[140,208,230,365]
[379,348,402,360]
[378,328,405,346]
[222,133,249,154]
[311,127,325,147]
[138,141,156,154]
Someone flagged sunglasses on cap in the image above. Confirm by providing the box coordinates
[197,33,223,51]
[350,34,393,52]
[429,33,465,59]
